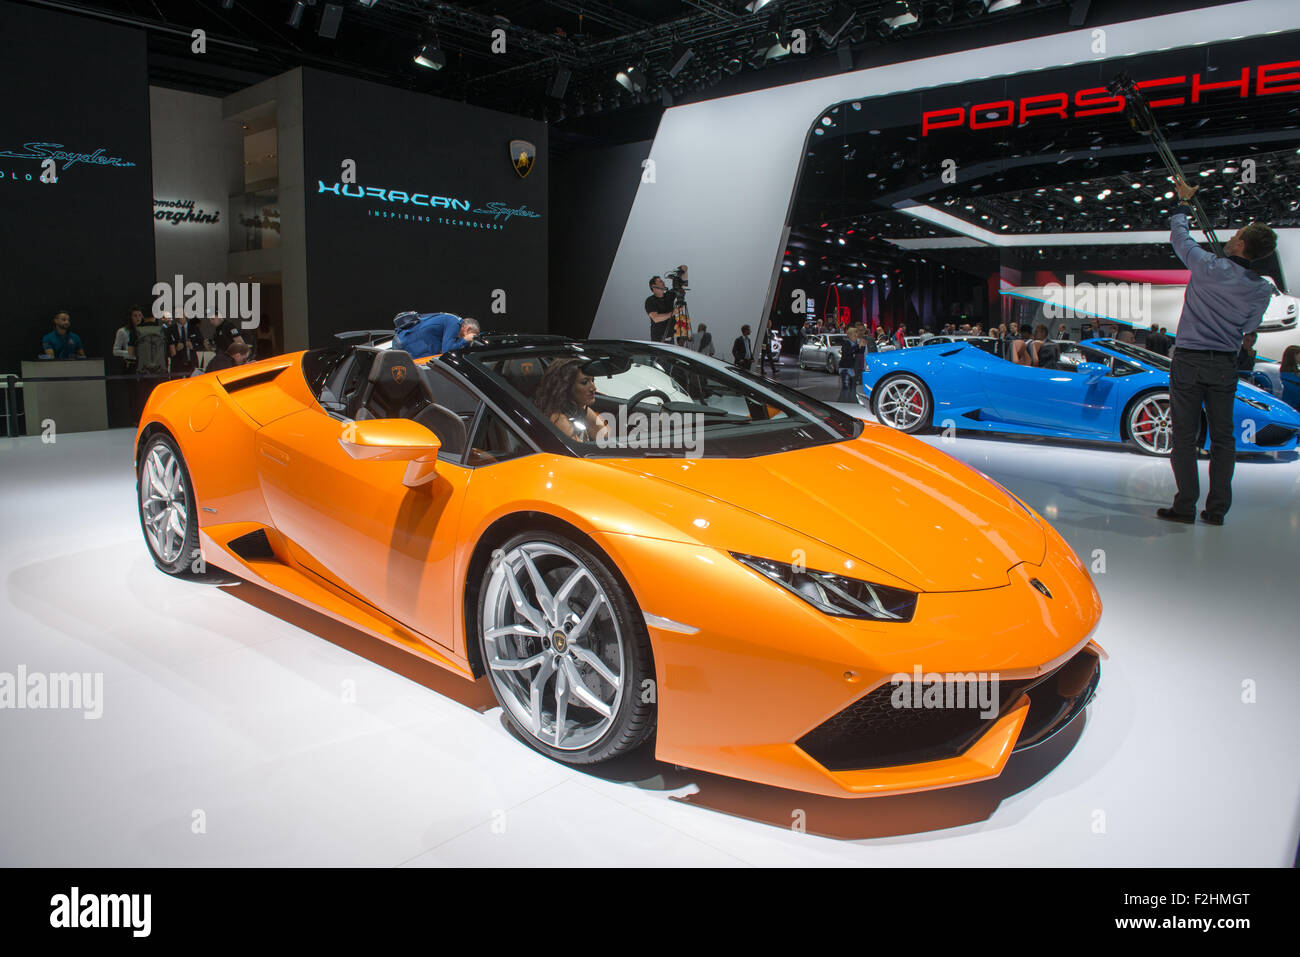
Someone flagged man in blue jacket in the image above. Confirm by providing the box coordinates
[1157,178,1275,527]
[393,312,480,358]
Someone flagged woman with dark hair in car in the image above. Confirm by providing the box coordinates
[1280,345,1300,411]
[535,358,611,443]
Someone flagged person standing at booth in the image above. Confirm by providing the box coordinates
[42,311,85,359]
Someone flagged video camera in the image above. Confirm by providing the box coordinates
[665,264,689,292]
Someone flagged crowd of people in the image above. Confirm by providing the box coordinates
[36,306,276,378]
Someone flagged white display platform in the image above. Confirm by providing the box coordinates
[0,427,1296,866]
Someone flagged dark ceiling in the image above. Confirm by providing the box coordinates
[13,0,1236,144]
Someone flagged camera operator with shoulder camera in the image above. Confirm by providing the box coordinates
[645,265,689,343]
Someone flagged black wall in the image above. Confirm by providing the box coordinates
[548,139,651,339]
[0,3,155,375]
[301,69,548,345]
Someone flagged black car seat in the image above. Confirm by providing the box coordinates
[498,356,546,402]
[413,403,467,455]
[355,350,428,421]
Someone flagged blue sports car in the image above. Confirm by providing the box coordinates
[860,337,1300,456]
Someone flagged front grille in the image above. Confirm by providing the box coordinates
[798,649,1101,772]
[1254,424,1297,447]
[797,676,1033,771]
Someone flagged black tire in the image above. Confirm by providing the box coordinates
[871,373,933,434]
[825,355,837,374]
[476,529,656,765]
[136,432,203,576]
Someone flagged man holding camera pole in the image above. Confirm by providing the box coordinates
[1156,176,1275,527]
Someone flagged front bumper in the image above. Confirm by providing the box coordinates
[597,529,1103,798]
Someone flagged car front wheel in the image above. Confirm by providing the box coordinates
[137,433,202,576]
[477,530,656,765]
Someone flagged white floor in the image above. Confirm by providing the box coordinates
[1,425,1297,866]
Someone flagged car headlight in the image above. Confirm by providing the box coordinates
[731,553,917,622]
[1241,396,1270,411]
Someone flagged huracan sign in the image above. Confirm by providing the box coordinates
[317,180,470,209]
[920,59,1300,136]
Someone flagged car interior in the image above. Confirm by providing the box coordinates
[486,349,783,440]
[308,346,527,467]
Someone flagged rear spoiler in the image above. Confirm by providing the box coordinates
[334,329,394,345]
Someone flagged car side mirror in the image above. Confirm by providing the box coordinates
[339,419,441,487]
[1076,361,1109,378]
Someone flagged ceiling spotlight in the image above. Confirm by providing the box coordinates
[615,61,647,92]
[743,0,776,11]
[414,42,446,69]
[881,1,919,30]
[287,0,306,28]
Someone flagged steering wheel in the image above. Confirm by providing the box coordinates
[626,388,671,412]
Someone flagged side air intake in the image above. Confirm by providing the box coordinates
[227,529,276,561]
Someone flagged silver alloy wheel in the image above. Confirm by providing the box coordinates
[825,355,836,374]
[482,541,625,751]
[140,443,189,564]
[875,376,928,431]
[1129,392,1173,455]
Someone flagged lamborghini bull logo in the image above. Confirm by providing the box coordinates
[391,366,407,384]
[510,139,535,179]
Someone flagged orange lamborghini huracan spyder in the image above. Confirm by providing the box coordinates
[135,335,1103,798]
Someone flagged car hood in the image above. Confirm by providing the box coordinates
[603,428,1046,592]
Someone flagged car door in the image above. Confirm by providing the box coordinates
[980,347,1119,436]
[254,361,475,649]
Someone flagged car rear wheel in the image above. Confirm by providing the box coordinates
[1126,392,1173,455]
[477,530,655,765]
[872,374,932,433]
[137,433,202,576]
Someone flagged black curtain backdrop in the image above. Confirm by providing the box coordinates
[548,140,651,339]
[0,3,155,377]
[301,69,548,346]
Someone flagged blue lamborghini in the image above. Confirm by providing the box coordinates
[859,337,1300,456]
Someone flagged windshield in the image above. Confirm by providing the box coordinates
[1094,338,1170,371]
[467,342,861,458]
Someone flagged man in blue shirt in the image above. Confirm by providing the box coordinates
[392,312,480,359]
[1157,178,1275,526]
[41,310,86,359]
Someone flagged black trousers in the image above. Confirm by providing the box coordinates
[1169,350,1238,517]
